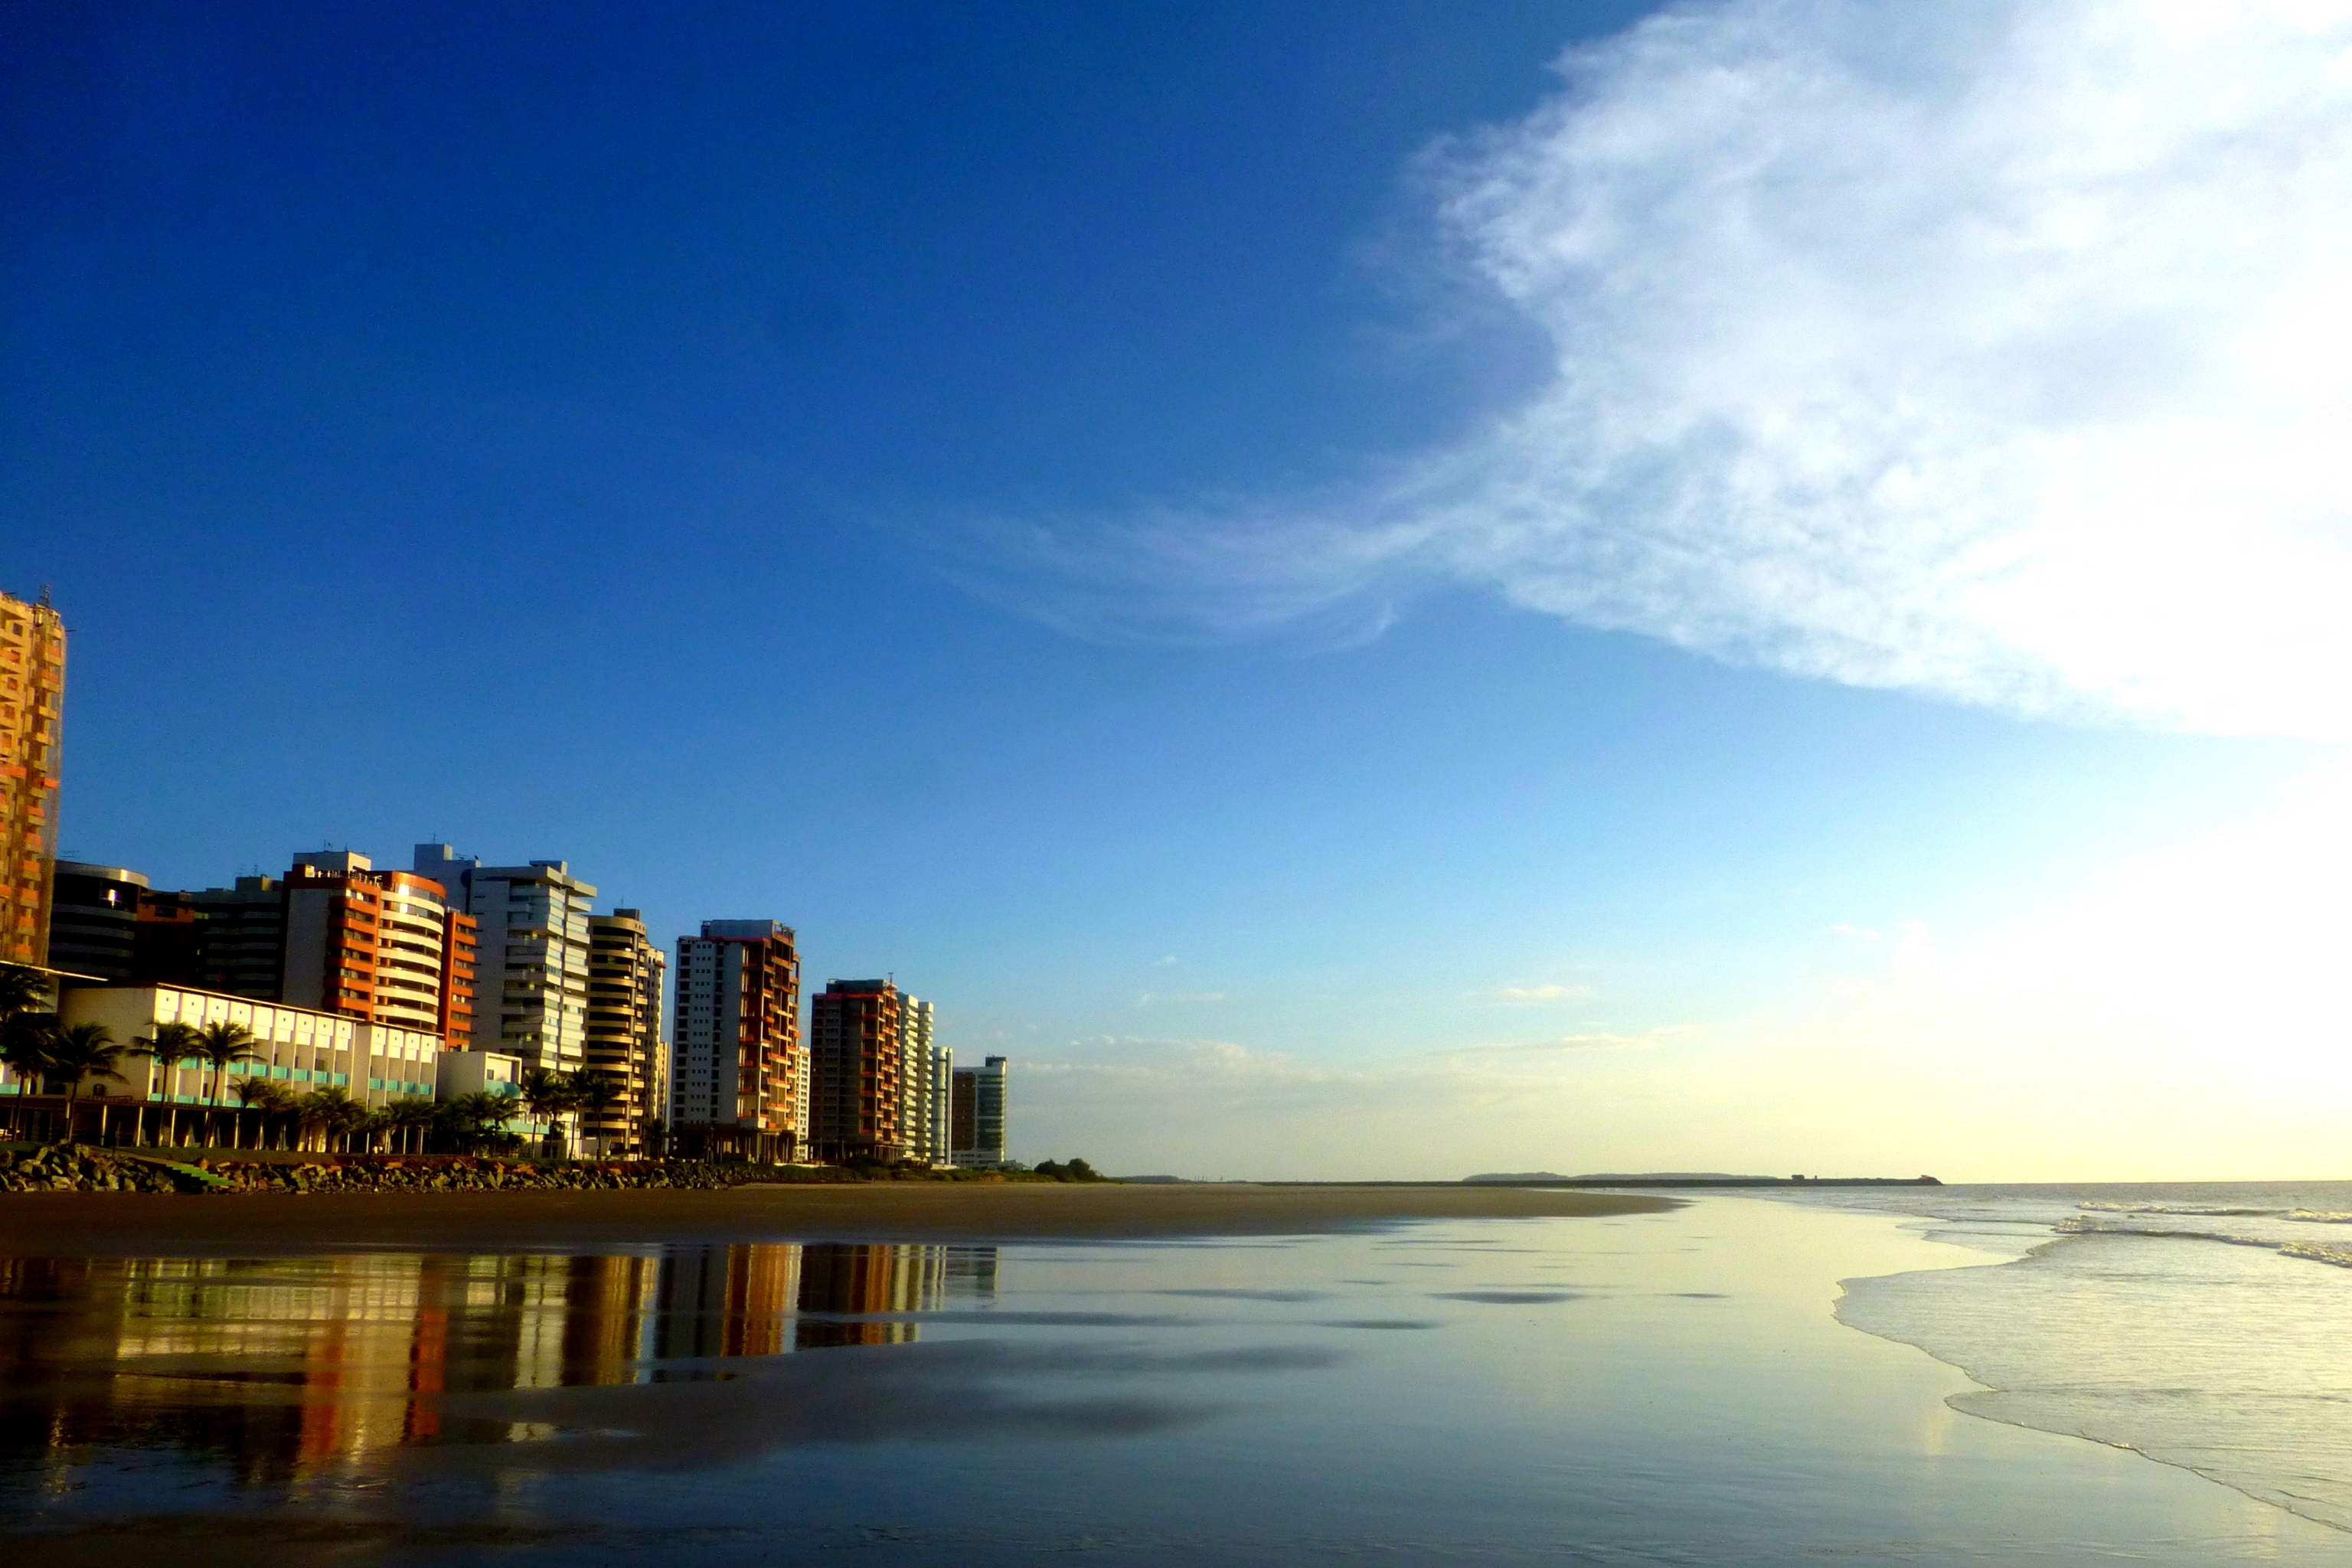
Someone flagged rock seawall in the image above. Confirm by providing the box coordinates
[2,1145,811,1195]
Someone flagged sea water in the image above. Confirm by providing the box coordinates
[1780,1181,2352,1538]
[2,1197,2345,1564]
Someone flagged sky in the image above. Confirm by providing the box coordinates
[7,1,2350,1181]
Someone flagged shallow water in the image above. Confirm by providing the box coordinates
[2,1199,2340,1564]
[1776,1181,2352,1537]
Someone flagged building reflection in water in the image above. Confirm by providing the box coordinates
[0,1241,996,1485]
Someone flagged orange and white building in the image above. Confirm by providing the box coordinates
[280,851,478,1049]
[0,590,64,968]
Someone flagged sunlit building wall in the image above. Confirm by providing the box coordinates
[586,909,666,1155]
[0,590,64,969]
[670,921,806,1161]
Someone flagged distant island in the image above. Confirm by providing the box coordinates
[1465,1171,1942,1187]
[1468,1171,1759,1184]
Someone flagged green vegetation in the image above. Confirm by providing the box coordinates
[1030,1158,1107,1182]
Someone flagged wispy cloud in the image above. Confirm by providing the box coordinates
[982,2,2352,737]
[1441,1024,1698,1057]
[1492,982,1596,1004]
[1135,991,1227,1008]
[1824,923,1882,942]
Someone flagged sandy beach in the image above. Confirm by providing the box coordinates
[0,1180,1674,1256]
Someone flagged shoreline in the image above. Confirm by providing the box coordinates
[0,1181,1677,1256]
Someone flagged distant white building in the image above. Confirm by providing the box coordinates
[435,1047,529,1135]
[900,997,952,1166]
[416,848,596,1076]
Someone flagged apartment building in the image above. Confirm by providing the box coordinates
[949,1055,1009,1168]
[586,908,667,1155]
[188,877,286,1001]
[132,885,204,985]
[279,851,476,1044]
[0,590,64,968]
[416,848,593,1073]
[671,920,805,1162]
[46,861,144,980]
[902,997,951,1167]
[808,978,907,1163]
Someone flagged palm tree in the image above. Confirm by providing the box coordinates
[231,1073,286,1149]
[44,1022,128,1144]
[384,1096,438,1155]
[0,965,55,1141]
[437,1091,511,1155]
[191,1021,264,1106]
[0,1011,56,1142]
[296,1086,363,1153]
[144,1021,204,1146]
[518,1067,577,1158]
[0,962,48,1022]
[353,1106,394,1155]
[567,1067,625,1158]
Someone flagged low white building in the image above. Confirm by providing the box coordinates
[433,1047,523,1100]
[53,985,443,1109]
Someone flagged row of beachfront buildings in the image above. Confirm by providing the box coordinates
[0,587,1009,1165]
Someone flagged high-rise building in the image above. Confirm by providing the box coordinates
[587,909,667,1155]
[950,1056,1009,1168]
[809,978,908,1163]
[671,921,805,1162]
[279,851,469,1040]
[46,861,145,981]
[131,885,204,987]
[189,877,286,1001]
[901,996,951,1167]
[417,848,595,1075]
[0,590,65,968]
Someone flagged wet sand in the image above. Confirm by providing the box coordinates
[0,1181,1673,1256]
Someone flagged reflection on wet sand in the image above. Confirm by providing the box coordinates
[0,1242,995,1482]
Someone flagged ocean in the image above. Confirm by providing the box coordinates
[1783,1180,2352,1540]
[2,1191,2346,1564]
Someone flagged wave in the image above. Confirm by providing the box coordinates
[2054,1216,2352,1269]
[2076,1201,2288,1217]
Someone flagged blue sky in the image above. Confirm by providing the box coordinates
[8,2,2349,1178]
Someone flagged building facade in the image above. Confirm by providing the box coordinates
[0,590,65,969]
[189,877,286,1001]
[278,851,476,1044]
[586,909,667,1155]
[51,983,442,1111]
[416,848,596,1075]
[808,978,907,1163]
[949,1055,1009,1168]
[46,861,145,981]
[132,885,204,986]
[900,996,951,1166]
[670,920,805,1161]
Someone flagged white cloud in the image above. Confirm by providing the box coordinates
[1492,982,1597,1003]
[1135,990,1227,1008]
[1824,923,1881,942]
[995,1,2352,737]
